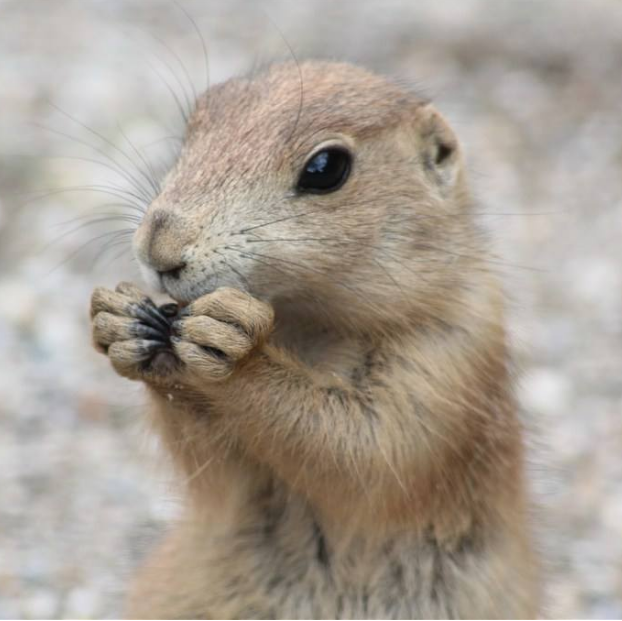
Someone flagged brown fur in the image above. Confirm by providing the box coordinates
[91,61,540,618]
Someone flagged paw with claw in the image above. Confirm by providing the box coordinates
[91,282,180,382]
[170,287,274,382]
[90,283,274,385]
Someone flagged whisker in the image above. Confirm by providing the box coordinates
[243,235,450,268]
[143,53,190,125]
[141,135,184,150]
[238,206,330,234]
[227,246,378,311]
[246,236,338,244]
[213,250,252,292]
[370,256,408,298]
[131,24,197,107]
[34,153,153,204]
[22,185,148,212]
[116,124,161,197]
[237,197,396,236]
[34,123,153,205]
[261,11,303,145]
[172,0,210,93]
[44,216,138,252]
[123,28,193,122]
[46,229,134,275]
[245,233,544,274]
[52,209,142,228]
[99,245,134,272]
[413,242,546,273]
[44,103,159,202]
[230,248,393,328]
[89,234,134,271]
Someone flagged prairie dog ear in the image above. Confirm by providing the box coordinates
[413,103,462,192]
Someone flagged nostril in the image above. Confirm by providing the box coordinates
[158,262,186,280]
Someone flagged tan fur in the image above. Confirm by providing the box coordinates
[91,61,540,618]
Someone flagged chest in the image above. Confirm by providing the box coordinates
[207,491,462,619]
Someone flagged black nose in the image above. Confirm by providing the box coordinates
[157,262,186,280]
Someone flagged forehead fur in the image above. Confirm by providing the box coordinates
[161,61,428,203]
[185,61,423,156]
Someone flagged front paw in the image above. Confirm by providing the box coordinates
[171,287,274,382]
[91,282,180,383]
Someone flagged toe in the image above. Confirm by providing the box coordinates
[174,316,252,361]
[172,338,234,381]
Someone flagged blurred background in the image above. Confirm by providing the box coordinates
[1,0,621,617]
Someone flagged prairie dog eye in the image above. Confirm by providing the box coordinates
[296,147,352,194]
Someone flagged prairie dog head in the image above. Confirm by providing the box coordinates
[134,61,476,329]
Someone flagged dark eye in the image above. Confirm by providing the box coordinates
[296,147,351,194]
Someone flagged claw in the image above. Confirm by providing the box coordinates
[159,302,179,318]
[177,306,192,318]
[131,322,169,342]
[200,346,228,360]
[131,303,172,333]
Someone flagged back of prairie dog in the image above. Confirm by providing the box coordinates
[90,60,539,618]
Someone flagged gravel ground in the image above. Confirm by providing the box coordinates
[1,0,621,618]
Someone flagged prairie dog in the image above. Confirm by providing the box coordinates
[90,61,539,618]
